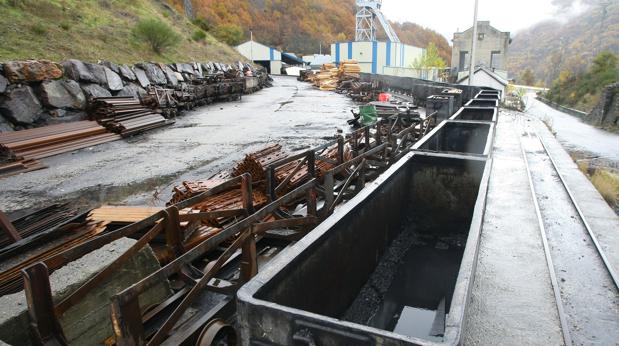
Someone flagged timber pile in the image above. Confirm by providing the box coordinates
[308,60,362,91]
[231,144,289,181]
[88,206,163,224]
[0,121,121,161]
[90,96,169,137]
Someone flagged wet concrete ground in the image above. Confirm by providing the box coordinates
[0,76,355,215]
[524,95,619,167]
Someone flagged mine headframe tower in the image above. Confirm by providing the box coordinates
[355,0,401,43]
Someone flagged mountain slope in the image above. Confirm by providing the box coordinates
[173,0,451,62]
[508,2,619,85]
[0,0,244,63]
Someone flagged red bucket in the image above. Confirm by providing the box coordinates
[378,93,391,102]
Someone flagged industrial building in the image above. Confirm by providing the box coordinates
[451,21,511,78]
[457,66,509,98]
[330,41,424,75]
[236,40,282,74]
[329,1,424,75]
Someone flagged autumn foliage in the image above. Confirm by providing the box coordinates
[169,0,451,60]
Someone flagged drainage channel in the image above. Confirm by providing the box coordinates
[518,115,619,345]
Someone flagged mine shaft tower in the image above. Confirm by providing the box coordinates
[355,0,401,42]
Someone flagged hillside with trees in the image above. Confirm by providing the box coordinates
[169,0,451,62]
[508,1,619,87]
[0,0,243,63]
[546,51,618,112]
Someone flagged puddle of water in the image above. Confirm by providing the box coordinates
[367,240,464,341]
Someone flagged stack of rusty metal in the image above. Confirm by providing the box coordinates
[0,216,109,296]
[0,121,121,161]
[0,204,79,250]
[231,144,289,182]
[90,96,169,137]
[169,179,229,205]
[0,159,46,179]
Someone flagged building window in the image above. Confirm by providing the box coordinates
[459,51,469,71]
[478,33,485,40]
[490,51,502,69]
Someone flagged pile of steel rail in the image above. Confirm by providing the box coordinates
[231,144,289,181]
[90,97,169,136]
[0,204,78,249]
[0,121,121,161]
[0,206,107,296]
[0,159,46,178]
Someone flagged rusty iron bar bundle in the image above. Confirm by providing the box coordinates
[0,204,78,250]
[91,96,170,136]
[0,159,46,179]
[0,121,121,161]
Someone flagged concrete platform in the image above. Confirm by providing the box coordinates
[465,110,619,345]
[464,112,563,345]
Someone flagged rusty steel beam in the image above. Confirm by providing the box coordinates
[0,211,21,243]
[22,263,68,346]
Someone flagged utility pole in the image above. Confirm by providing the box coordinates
[250,30,254,61]
[468,0,479,86]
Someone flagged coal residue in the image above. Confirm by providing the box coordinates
[341,224,466,341]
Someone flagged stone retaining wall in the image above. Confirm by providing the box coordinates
[0,59,269,132]
[588,82,619,130]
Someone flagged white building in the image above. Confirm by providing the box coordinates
[236,40,282,74]
[302,54,334,68]
[457,67,508,98]
[330,41,424,75]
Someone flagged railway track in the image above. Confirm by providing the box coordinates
[517,115,619,345]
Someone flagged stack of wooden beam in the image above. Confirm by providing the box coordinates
[91,96,169,137]
[307,61,362,91]
[88,206,163,224]
[231,144,289,181]
[0,121,121,161]
[310,64,339,91]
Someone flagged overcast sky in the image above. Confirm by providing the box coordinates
[381,0,593,41]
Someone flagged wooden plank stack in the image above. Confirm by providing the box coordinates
[88,206,163,224]
[90,97,170,137]
[0,121,121,161]
[307,60,362,91]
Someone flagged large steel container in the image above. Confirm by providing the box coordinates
[417,121,494,156]
[238,128,493,345]
[465,99,499,108]
[450,107,498,122]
